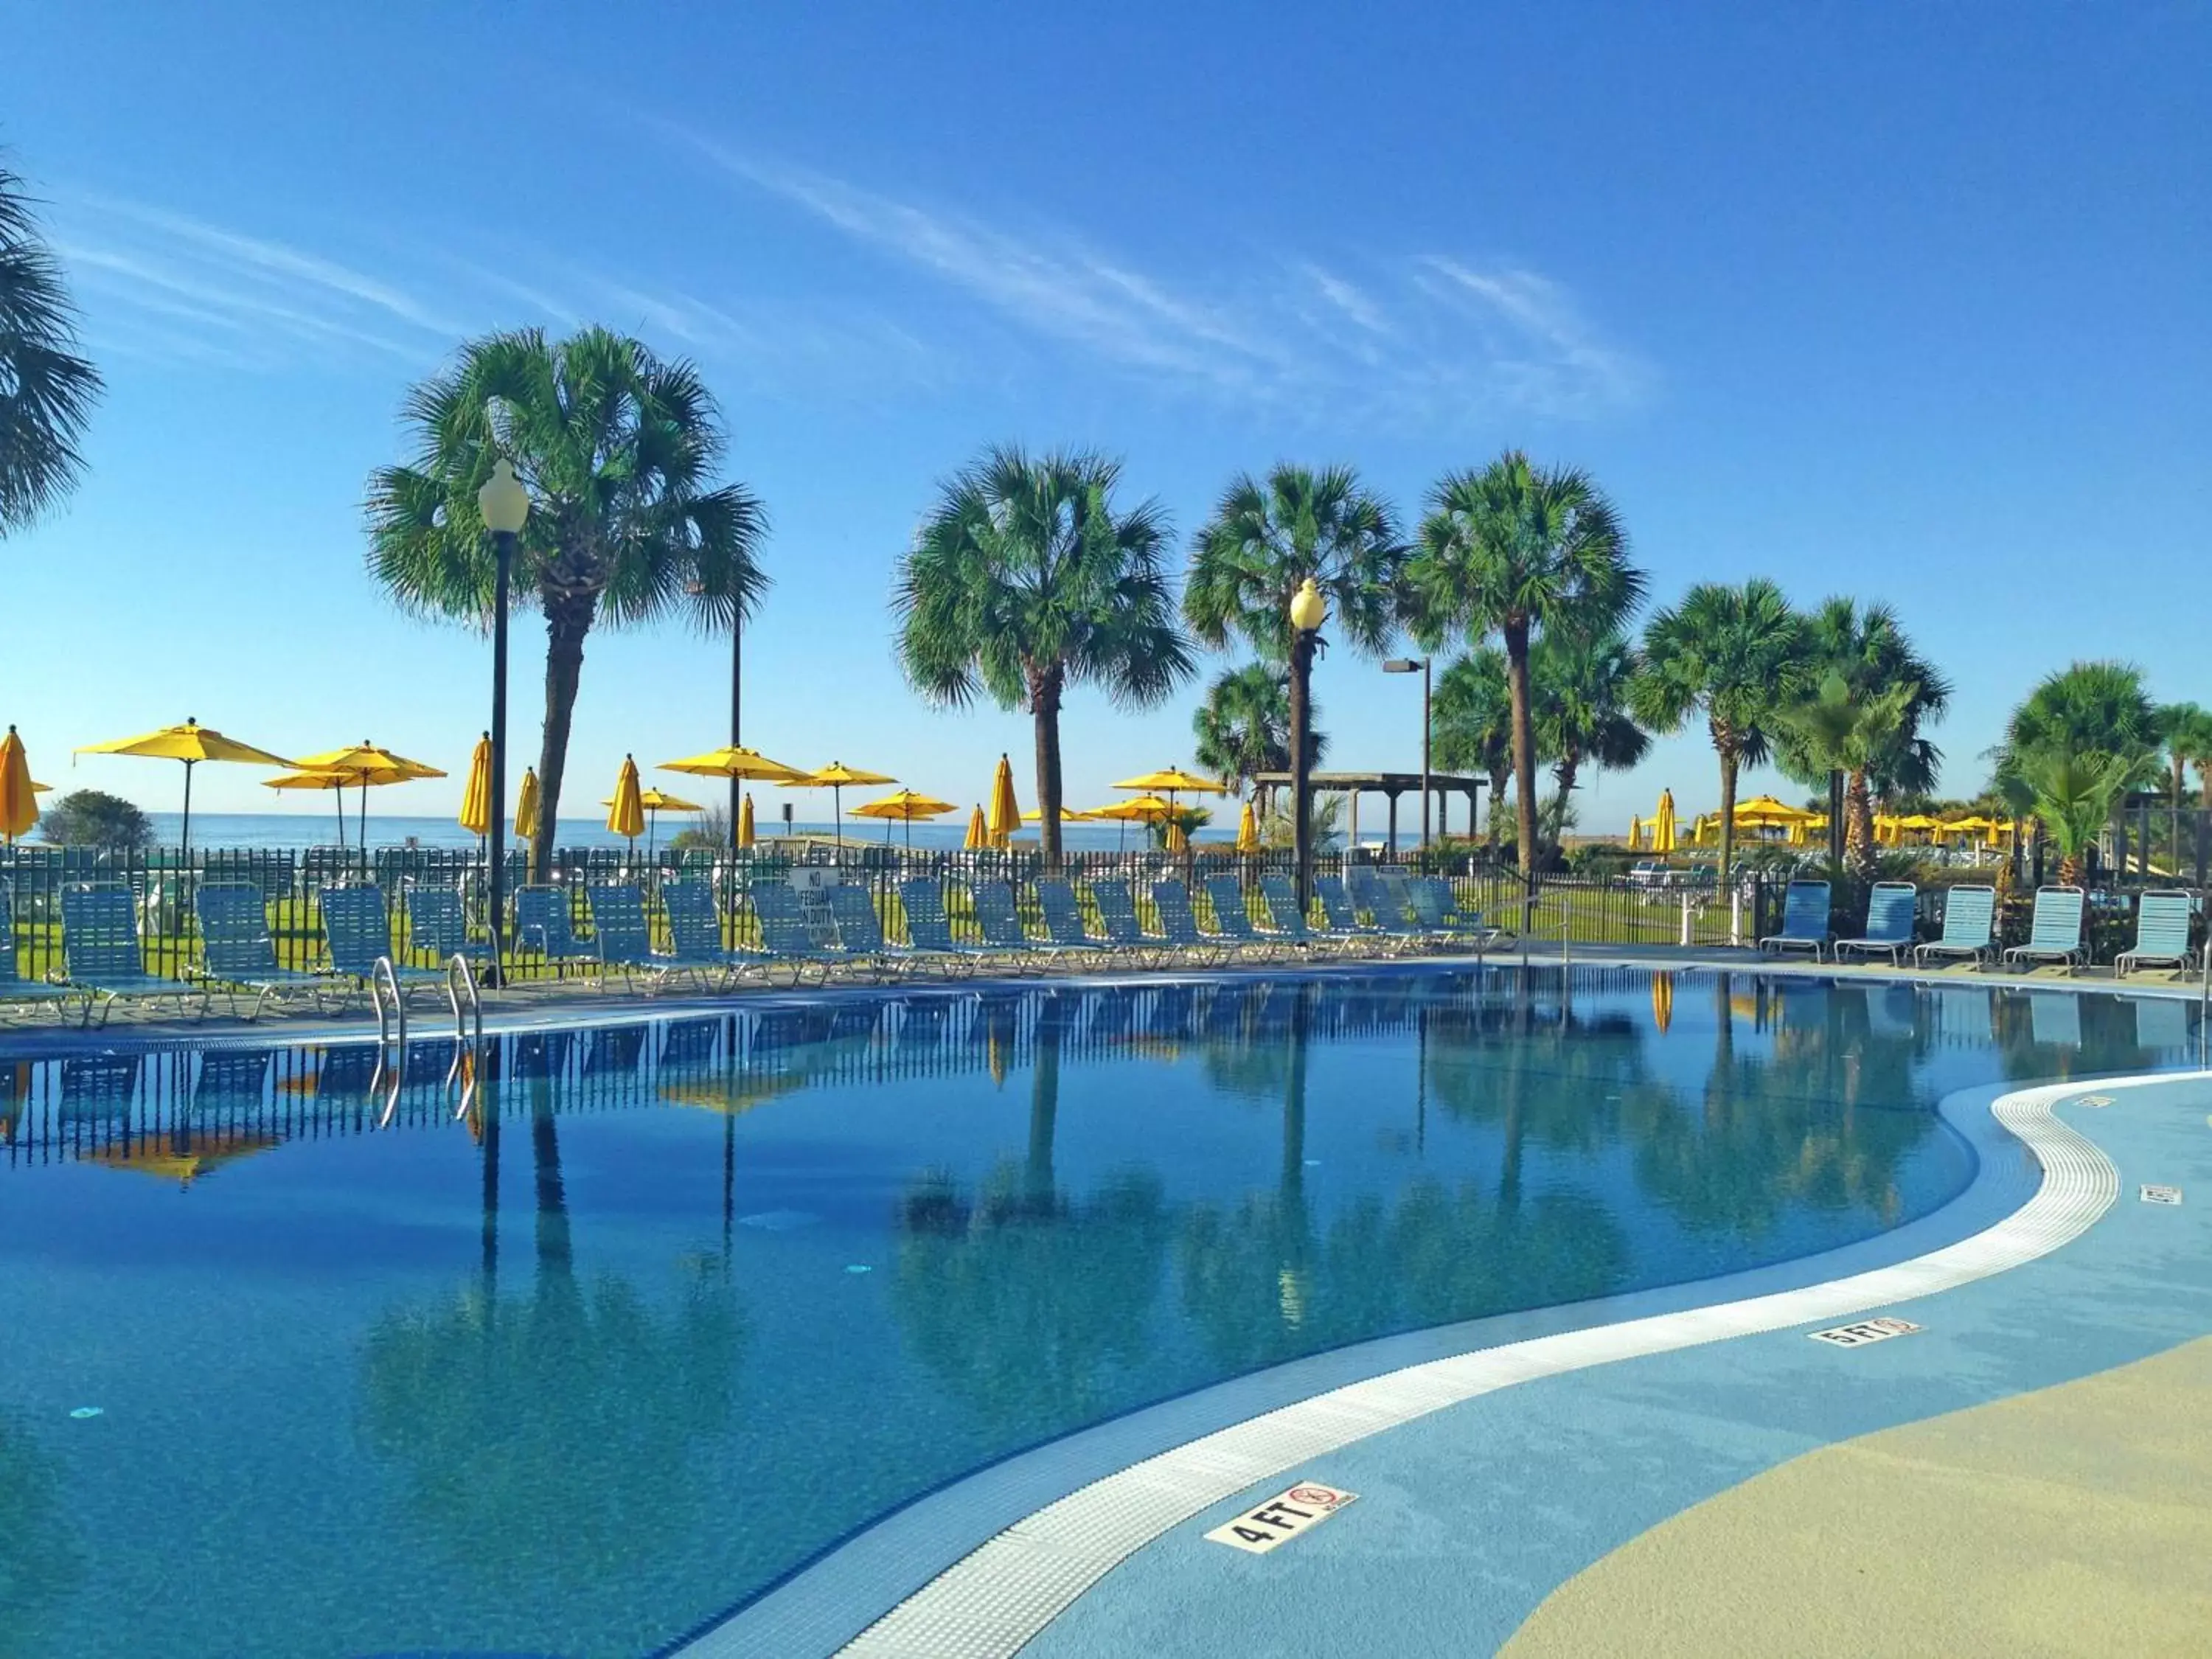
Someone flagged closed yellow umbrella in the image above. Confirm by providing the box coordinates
[1627,815,1643,852]
[607,755,646,842]
[1652,972,1674,1034]
[737,792,755,848]
[1235,801,1260,853]
[601,785,700,858]
[1,727,39,844]
[1653,789,1677,854]
[964,804,989,850]
[459,734,493,838]
[1165,820,1190,853]
[514,768,541,841]
[987,754,1020,847]
[75,717,294,863]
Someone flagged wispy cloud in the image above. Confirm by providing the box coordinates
[681,136,1652,422]
[46,192,941,401]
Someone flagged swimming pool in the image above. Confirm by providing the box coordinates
[0,964,2194,1657]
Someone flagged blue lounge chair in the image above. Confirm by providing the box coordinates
[2002,886,2087,975]
[192,880,333,1018]
[1035,877,1114,961]
[585,883,691,991]
[895,878,998,974]
[1088,878,1167,965]
[59,883,209,1027]
[1758,880,1832,960]
[1202,875,1290,960]
[1408,877,1507,948]
[827,884,933,979]
[403,883,488,970]
[1313,875,1392,950]
[1913,885,1996,971]
[748,883,839,984]
[661,878,769,987]
[1833,882,1918,967]
[320,885,448,1001]
[1151,878,1238,964]
[1256,874,1362,956]
[0,881,80,1021]
[968,880,1057,970]
[513,886,600,978]
[1349,869,1433,953]
[2116,890,2198,977]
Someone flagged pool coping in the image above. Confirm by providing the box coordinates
[665,1060,2134,1659]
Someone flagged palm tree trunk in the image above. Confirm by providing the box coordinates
[1845,768,1877,875]
[1289,633,1315,905]
[1025,1013,1059,1210]
[1714,728,1740,887]
[531,594,597,882]
[1551,752,1581,857]
[1503,617,1537,877]
[1031,666,1065,869]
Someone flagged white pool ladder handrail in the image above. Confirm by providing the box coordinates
[445,953,483,1046]
[369,956,405,1048]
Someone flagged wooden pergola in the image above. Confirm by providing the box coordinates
[1251,770,1488,858]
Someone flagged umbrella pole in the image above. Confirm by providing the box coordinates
[179,758,193,871]
[833,785,843,848]
[358,768,369,851]
[335,783,346,851]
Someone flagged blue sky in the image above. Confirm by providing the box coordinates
[5,2,2205,830]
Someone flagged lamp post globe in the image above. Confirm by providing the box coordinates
[1287,577,1327,908]
[476,457,529,985]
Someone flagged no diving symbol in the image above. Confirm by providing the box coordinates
[1287,1486,1341,1509]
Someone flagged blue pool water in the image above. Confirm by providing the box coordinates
[0,966,2195,1657]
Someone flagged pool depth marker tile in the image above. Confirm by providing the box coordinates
[818,1077,2126,1659]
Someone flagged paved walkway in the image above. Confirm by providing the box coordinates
[1019,1074,2212,1657]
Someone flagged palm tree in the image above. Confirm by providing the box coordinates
[1406,453,1643,877]
[897,445,1192,866]
[1,162,102,537]
[366,327,767,877]
[1776,673,1919,874]
[2008,747,2138,886]
[1632,579,1809,886]
[1192,661,1324,811]
[1531,627,1649,834]
[1186,465,1402,894]
[1993,662,2162,883]
[1431,647,1515,855]
[2158,701,2212,866]
[1776,598,1950,857]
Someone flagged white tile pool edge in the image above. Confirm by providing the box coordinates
[779,1074,2134,1659]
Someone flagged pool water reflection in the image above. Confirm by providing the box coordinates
[0,967,2194,1657]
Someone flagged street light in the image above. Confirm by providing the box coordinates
[1383,655,1432,855]
[477,456,530,987]
[1288,577,1326,906]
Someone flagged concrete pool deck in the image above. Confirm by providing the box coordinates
[958,1071,2212,1658]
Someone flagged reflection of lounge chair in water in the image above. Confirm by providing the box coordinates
[60,1054,141,1125]
[1931,986,1994,1046]
[2026,991,2081,1048]
[2129,995,2191,1054]
[192,1049,273,1119]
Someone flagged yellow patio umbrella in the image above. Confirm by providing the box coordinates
[1626,815,1643,852]
[659,1070,804,1116]
[1020,804,1089,821]
[606,755,646,844]
[514,768,541,841]
[661,744,805,783]
[1235,801,1261,853]
[1,726,39,844]
[1114,766,1228,797]
[854,787,957,848]
[987,754,1020,847]
[76,717,294,863]
[1164,820,1190,853]
[737,791,755,848]
[1732,794,1815,824]
[964,804,989,849]
[459,733,493,838]
[1652,789,1678,854]
[799,761,896,846]
[1651,971,1674,1035]
[262,768,358,848]
[290,740,446,846]
[601,785,702,858]
[89,1131,279,1188]
[1086,793,1173,850]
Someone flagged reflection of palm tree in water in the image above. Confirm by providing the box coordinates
[359,1066,745,1589]
[893,993,1168,1444]
[0,1414,80,1657]
[1180,981,1629,1372]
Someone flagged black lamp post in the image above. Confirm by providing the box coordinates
[1288,577,1326,907]
[1383,656,1432,855]
[478,457,530,987]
